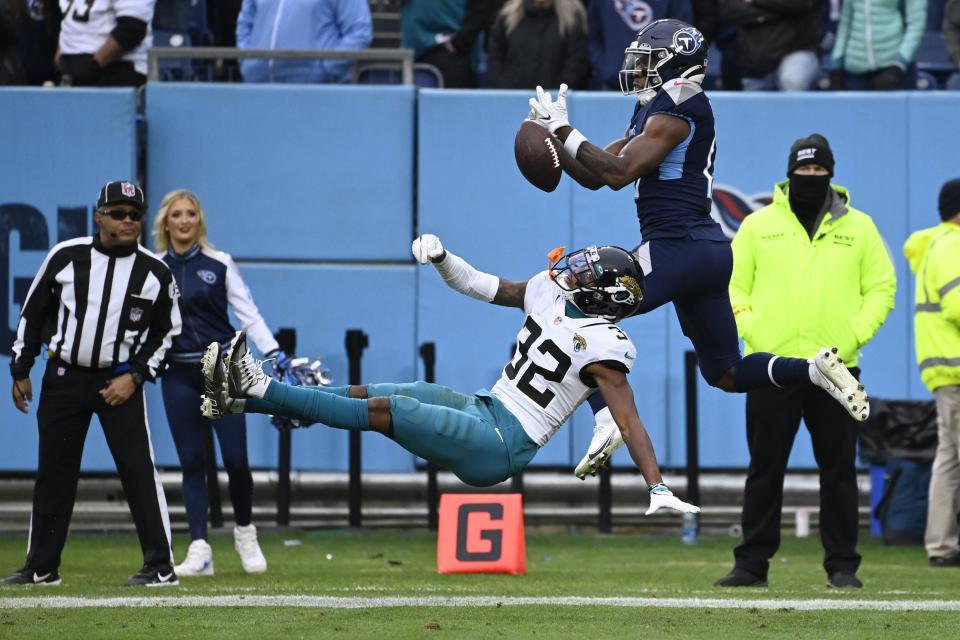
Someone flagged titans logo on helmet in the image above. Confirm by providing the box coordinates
[673,27,703,55]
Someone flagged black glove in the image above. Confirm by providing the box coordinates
[871,65,905,90]
[60,54,103,86]
[828,68,845,91]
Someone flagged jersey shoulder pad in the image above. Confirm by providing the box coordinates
[660,79,704,107]
[524,270,557,314]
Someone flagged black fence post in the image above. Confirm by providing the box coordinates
[684,350,701,542]
[346,329,369,528]
[419,342,439,531]
[275,328,297,526]
[598,466,612,533]
[204,426,223,528]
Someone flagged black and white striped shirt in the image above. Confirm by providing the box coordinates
[10,236,181,381]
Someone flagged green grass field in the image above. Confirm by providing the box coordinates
[0,530,958,639]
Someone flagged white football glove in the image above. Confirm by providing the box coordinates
[645,483,701,516]
[412,234,446,265]
[527,83,570,135]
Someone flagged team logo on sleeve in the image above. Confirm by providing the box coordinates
[673,27,703,55]
[573,334,587,352]
[197,269,217,285]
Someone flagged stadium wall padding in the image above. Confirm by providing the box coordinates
[1,87,956,472]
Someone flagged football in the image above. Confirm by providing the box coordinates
[514,120,562,192]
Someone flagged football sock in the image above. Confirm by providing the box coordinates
[732,353,811,391]
[587,392,607,414]
[244,382,371,430]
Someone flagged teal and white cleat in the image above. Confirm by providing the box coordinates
[226,330,271,399]
[574,411,624,479]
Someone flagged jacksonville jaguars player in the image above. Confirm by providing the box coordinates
[200,235,699,516]
[526,19,870,477]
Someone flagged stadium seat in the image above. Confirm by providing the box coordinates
[153,29,193,81]
[916,30,955,86]
[915,69,939,90]
[355,62,444,88]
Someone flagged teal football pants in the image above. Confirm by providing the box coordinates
[245,381,536,487]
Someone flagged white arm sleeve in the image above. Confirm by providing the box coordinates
[221,252,281,355]
[433,251,500,302]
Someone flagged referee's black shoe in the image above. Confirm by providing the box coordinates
[0,567,62,586]
[125,565,179,587]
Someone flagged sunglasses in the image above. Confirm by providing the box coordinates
[101,208,144,222]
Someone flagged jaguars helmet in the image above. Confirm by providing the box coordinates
[619,19,708,105]
[551,246,645,322]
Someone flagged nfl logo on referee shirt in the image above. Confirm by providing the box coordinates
[129,307,143,323]
[121,182,137,197]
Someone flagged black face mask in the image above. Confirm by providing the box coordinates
[789,174,831,220]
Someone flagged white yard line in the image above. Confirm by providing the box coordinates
[2,595,960,611]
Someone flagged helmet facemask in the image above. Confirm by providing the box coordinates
[619,45,672,105]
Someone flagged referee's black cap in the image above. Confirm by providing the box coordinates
[97,180,146,212]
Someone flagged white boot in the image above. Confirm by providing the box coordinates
[175,539,214,577]
[234,524,267,574]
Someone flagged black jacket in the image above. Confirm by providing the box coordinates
[487,7,589,90]
[719,0,822,77]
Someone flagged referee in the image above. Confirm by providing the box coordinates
[3,180,182,587]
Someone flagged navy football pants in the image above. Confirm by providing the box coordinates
[633,237,742,384]
[161,362,252,540]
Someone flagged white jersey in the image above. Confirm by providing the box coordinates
[491,271,638,446]
[59,0,155,75]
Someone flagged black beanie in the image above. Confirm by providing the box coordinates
[938,177,960,221]
[787,133,835,177]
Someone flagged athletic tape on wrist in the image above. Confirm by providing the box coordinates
[564,129,587,158]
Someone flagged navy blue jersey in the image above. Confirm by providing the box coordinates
[627,80,725,242]
[160,244,278,361]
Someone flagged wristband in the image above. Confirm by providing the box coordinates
[564,129,587,158]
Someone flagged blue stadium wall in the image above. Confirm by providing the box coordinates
[1,86,956,473]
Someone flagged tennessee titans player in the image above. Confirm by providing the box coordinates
[527,19,870,477]
[201,235,700,517]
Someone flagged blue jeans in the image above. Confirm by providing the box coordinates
[742,51,820,91]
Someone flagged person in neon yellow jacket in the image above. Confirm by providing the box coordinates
[716,134,896,590]
[905,177,960,568]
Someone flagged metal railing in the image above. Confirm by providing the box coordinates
[147,47,415,84]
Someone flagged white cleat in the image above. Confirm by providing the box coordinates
[809,347,870,422]
[175,539,214,577]
[201,341,243,419]
[574,409,624,480]
[226,331,272,399]
[234,524,267,575]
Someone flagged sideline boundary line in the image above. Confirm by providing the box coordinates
[2,595,960,611]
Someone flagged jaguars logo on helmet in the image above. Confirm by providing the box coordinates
[619,19,708,105]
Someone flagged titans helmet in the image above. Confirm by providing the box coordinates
[619,19,708,104]
[551,246,645,322]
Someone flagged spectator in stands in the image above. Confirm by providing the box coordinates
[715,134,896,589]
[154,190,290,577]
[236,0,372,83]
[56,0,155,86]
[488,0,589,90]
[904,178,960,568]
[400,0,500,88]
[587,0,692,90]
[719,0,822,91]
[946,0,960,88]
[829,0,926,90]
